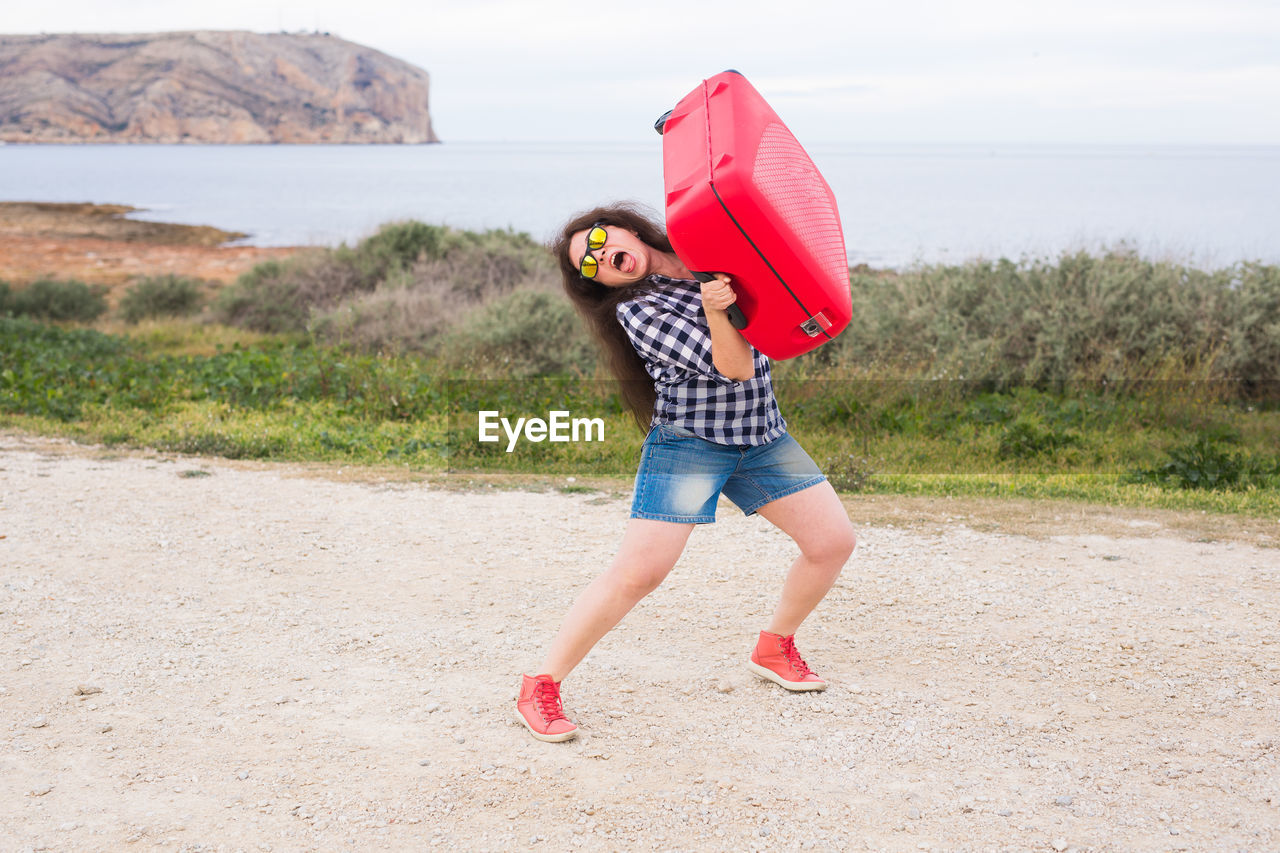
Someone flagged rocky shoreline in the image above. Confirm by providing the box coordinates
[0,201,299,290]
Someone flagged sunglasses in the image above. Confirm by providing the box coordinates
[578,224,608,279]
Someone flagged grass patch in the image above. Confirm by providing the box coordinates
[866,472,1280,517]
[5,235,1280,519]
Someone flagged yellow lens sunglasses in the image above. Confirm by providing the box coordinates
[578,224,608,279]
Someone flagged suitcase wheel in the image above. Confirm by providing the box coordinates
[653,109,673,135]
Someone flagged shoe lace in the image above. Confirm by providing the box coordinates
[534,679,568,723]
[779,635,813,678]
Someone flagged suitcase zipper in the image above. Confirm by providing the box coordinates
[706,183,834,342]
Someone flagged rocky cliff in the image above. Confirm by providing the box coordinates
[0,31,439,144]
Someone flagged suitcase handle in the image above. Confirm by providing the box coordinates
[691,271,748,330]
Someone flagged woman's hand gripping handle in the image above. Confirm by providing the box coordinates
[691,271,748,329]
[696,273,755,382]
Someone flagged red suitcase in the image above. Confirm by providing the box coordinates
[656,70,852,360]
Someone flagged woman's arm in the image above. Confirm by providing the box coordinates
[700,275,755,381]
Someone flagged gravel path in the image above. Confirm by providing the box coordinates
[2,434,1277,852]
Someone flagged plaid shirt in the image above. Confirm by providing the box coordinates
[616,275,785,446]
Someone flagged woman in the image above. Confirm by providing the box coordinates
[517,202,856,742]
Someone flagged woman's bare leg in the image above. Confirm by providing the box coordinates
[754,481,856,636]
[535,518,694,681]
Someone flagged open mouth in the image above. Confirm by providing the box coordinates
[611,251,631,272]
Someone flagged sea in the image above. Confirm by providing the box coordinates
[2,141,1277,270]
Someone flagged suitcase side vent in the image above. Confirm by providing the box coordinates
[752,123,848,288]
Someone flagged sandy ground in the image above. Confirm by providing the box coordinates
[2,432,1278,853]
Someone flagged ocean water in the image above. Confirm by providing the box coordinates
[2,141,1277,270]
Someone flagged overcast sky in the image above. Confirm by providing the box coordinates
[7,0,1280,145]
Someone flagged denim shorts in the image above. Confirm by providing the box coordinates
[630,424,826,524]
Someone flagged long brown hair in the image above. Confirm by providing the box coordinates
[551,202,672,431]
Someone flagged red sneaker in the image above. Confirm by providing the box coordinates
[515,674,578,742]
[748,631,828,691]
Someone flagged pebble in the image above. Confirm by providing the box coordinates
[715,680,734,693]
[1051,840,1068,852]
[29,783,54,797]
[98,724,113,734]
[30,715,49,728]
[1054,796,1074,806]
[424,703,441,714]
[75,684,103,696]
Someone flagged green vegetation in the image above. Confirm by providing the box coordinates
[119,275,207,323]
[3,223,1278,517]
[0,277,108,322]
[212,221,564,354]
[0,316,444,461]
[829,250,1280,387]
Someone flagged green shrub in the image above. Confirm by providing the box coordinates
[213,256,324,334]
[826,251,1279,388]
[435,288,596,376]
[340,221,454,285]
[1221,262,1280,389]
[997,414,1079,459]
[308,282,450,352]
[1131,437,1244,490]
[966,393,1014,425]
[1,278,107,322]
[119,275,206,323]
[217,223,558,345]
